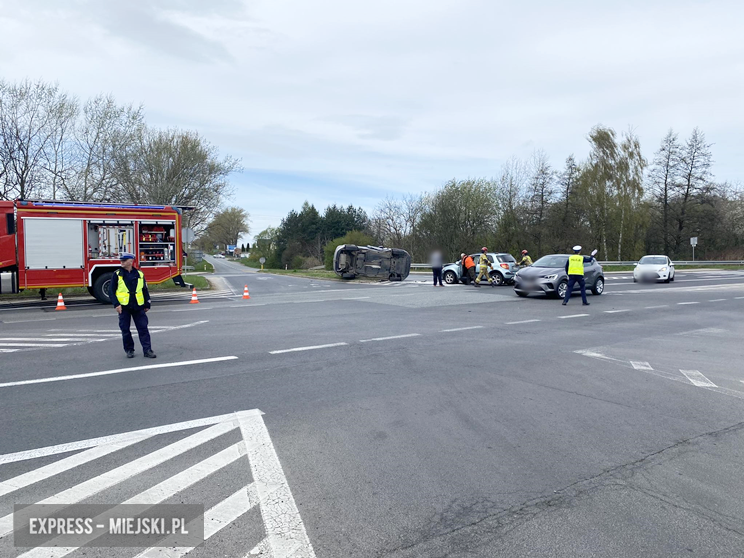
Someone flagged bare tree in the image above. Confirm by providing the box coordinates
[62,95,144,202]
[0,80,74,200]
[672,128,713,255]
[649,130,682,255]
[525,150,555,254]
[112,128,240,233]
[615,129,646,260]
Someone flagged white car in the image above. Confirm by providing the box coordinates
[633,255,675,283]
[213,253,225,259]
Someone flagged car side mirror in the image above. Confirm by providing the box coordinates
[670,262,674,266]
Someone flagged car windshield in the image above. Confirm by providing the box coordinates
[533,255,568,268]
[639,256,667,265]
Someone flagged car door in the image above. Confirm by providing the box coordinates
[584,257,598,287]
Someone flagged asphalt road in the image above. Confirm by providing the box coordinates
[2,257,744,557]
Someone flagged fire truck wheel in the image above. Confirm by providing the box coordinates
[92,272,114,304]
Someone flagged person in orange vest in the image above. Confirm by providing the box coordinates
[461,253,477,285]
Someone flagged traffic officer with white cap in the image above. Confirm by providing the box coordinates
[109,252,156,358]
[562,245,591,306]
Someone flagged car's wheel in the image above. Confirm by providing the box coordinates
[516,291,528,297]
[664,276,670,283]
[670,272,675,282]
[555,280,568,299]
[592,277,605,295]
[444,270,458,285]
[490,272,504,286]
[92,272,114,304]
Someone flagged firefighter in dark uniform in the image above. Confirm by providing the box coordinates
[562,245,591,306]
[109,252,156,358]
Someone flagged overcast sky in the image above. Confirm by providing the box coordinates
[2,0,742,240]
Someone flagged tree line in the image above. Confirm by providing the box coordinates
[0,79,239,233]
[248,124,742,267]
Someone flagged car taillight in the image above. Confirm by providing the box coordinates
[500,263,509,269]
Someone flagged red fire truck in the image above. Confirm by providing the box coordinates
[0,200,189,303]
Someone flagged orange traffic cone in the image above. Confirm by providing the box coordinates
[242,285,250,300]
[189,288,200,304]
[55,293,67,310]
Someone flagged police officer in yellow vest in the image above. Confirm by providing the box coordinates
[109,252,156,358]
[562,245,591,306]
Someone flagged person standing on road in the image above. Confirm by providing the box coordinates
[562,245,590,306]
[461,253,477,285]
[430,249,444,287]
[475,247,495,287]
[518,250,533,267]
[109,252,156,358]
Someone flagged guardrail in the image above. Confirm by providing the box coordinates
[411,260,744,269]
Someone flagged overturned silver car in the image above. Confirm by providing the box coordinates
[333,244,411,281]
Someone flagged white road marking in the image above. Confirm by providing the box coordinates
[0,421,236,537]
[0,409,263,465]
[440,326,484,332]
[135,485,260,558]
[645,305,669,309]
[708,299,726,302]
[343,296,371,300]
[557,314,589,319]
[0,337,82,342]
[269,342,348,354]
[604,309,630,314]
[630,361,654,371]
[736,296,744,299]
[680,369,717,387]
[360,333,421,342]
[677,302,699,305]
[0,356,238,388]
[0,439,146,498]
[1,318,57,324]
[44,333,120,337]
[0,342,68,347]
[0,349,20,352]
[238,411,317,557]
[18,444,248,558]
[573,349,627,363]
[505,319,540,325]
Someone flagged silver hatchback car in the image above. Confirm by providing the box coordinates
[513,254,605,298]
[442,252,518,286]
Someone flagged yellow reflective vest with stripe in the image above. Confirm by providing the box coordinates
[567,254,584,276]
[115,269,145,306]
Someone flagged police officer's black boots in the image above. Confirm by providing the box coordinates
[126,350,135,358]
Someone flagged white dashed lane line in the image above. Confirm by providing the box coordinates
[505,319,541,325]
[604,309,630,314]
[645,305,669,309]
[360,333,421,343]
[709,299,726,302]
[440,326,484,332]
[678,302,700,305]
[269,343,348,354]
[557,314,590,319]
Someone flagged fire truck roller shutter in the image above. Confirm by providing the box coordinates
[23,218,84,269]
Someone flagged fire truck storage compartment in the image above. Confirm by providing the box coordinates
[88,221,134,259]
[138,221,176,265]
[23,218,84,269]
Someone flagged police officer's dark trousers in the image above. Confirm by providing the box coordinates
[563,275,588,305]
[119,307,152,353]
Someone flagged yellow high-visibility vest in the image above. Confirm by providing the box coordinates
[567,255,584,276]
[115,269,145,306]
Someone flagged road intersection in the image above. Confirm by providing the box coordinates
[2,257,744,556]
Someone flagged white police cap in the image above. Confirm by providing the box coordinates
[572,245,582,252]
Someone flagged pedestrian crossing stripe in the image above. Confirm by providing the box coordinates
[0,321,208,354]
[0,409,316,557]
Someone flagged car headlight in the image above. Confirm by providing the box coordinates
[541,274,558,280]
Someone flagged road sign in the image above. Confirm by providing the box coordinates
[259,257,266,264]
[690,237,698,246]
[227,244,236,252]
[182,227,195,243]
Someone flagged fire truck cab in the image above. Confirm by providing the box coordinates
[0,200,188,304]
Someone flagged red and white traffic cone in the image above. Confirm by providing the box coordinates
[189,288,200,304]
[242,285,250,300]
[55,293,67,310]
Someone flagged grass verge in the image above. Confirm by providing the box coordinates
[190,259,214,272]
[0,274,210,300]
